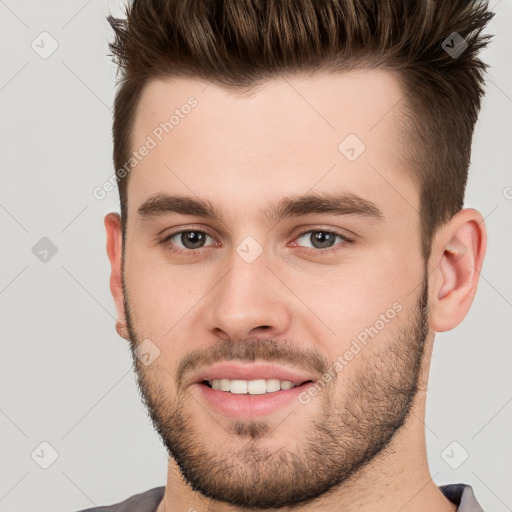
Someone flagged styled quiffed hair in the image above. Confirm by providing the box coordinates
[108,0,493,262]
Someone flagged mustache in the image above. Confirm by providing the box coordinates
[176,338,330,388]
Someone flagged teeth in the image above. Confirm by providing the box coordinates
[266,379,281,392]
[219,378,231,391]
[209,378,300,394]
[230,380,247,394]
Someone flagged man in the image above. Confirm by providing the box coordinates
[80,0,493,510]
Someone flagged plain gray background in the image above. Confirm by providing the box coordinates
[0,1,511,511]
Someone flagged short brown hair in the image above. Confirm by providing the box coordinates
[108,0,493,262]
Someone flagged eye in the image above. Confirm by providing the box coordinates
[158,226,354,257]
[159,228,216,254]
[293,229,353,253]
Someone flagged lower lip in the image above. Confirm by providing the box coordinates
[193,382,313,418]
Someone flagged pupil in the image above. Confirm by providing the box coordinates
[182,231,205,249]
[312,231,335,249]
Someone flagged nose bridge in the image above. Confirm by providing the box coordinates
[206,243,290,339]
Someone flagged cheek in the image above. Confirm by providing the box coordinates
[124,230,422,356]
[289,249,421,354]
[124,253,181,339]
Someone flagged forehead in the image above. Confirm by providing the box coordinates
[127,69,417,224]
[133,69,404,154]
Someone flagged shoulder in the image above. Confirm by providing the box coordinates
[439,483,485,512]
[74,486,165,512]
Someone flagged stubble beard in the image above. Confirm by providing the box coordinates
[123,274,429,509]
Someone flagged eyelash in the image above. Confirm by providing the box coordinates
[158,225,354,257]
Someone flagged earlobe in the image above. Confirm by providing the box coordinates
[429,209,487,333]
[116,320,130,341]
[104,212,129,339]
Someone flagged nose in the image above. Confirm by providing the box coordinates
[205,247,292,342]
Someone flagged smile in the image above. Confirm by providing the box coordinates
[204,378,311,394]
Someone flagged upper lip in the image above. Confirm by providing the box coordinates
[188,362,317,386]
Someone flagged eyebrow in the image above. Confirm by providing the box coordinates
[137,191,384,224]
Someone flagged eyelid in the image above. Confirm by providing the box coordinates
[159,225,217,249]
[292,225,356,242]
[289,228,354,255]
[158,225,355,255]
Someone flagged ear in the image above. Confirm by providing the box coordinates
[105,212,130,340]
[428,208,487,332]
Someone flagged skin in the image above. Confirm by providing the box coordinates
[105,69,486,512]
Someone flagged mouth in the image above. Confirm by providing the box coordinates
[201,378,313,395]
[189,362,318,417]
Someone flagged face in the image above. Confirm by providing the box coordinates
[121,69,430,508]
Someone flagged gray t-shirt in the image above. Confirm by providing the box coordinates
[74,483,485,511]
